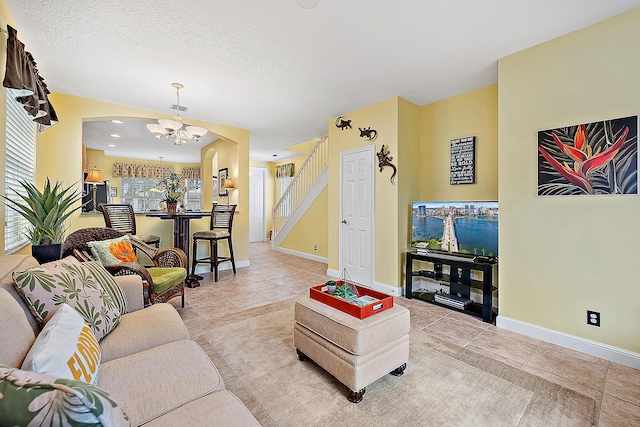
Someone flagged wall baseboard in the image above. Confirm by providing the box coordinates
[194,260,250,274]
[497,315,640,370]
[327,268,340,277]
[274,247,328,264]
[324,269,403,297]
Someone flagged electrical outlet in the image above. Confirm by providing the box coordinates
[587,310,600,327]
[312,244,318,251]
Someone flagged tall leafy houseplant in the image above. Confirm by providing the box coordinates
[1,178,84,263]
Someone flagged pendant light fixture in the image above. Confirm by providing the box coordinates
[146,83,208,145]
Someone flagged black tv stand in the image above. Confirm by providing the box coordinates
[405,251,497,323]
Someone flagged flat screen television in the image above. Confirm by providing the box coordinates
[411,201,498,258]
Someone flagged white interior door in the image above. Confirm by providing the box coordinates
[340,146,374,286]
[249,167,265,242]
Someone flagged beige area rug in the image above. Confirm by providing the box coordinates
[186,299,595,427]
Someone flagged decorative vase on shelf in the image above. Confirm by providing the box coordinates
[167,201,178,214]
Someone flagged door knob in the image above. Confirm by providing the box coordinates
[341,220,347,224]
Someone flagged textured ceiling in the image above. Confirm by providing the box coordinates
[6,0,640,162]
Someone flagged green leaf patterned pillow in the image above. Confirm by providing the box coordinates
[81,261,128,315]
[12,260,123,341]
[0,365,130,427]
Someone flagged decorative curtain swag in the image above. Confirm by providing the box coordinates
[112,162,173,178]
[181,167,201,180]
[276,163,294,179]
[3,25,58,131]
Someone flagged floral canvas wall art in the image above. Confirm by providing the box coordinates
[537,116,638,196]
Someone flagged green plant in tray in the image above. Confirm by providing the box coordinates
[333,284,354,300]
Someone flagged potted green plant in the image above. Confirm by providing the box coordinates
[1,178,84,263]
[156,171,186,213]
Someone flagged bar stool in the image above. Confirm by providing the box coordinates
[191,204,236,282]
[100,203,161,247]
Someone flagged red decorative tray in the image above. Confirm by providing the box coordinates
[309,284,394,319]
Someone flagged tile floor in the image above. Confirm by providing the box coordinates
[174,242,640,427]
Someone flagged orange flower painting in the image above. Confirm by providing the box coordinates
[538,116,638,196]
[109,241,137,263]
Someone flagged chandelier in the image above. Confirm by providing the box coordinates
[146,83,207,145]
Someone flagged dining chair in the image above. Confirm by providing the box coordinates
[100,203,161,247]
[190,204,237,282]
[62,227,187,307]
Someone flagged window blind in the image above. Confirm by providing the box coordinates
[5,89,36,253]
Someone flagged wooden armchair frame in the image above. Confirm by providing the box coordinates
[62,227,188,306]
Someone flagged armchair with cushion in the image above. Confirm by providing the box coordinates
[62,227,188,307]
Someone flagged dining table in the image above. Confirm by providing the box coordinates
[146,210,211,287]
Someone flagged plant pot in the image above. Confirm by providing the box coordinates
[32,243,62,264]
[167,201,178,214]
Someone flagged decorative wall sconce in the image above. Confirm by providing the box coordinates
[335,116,352,131]
[358,127,377,141]
[376,145,397,184]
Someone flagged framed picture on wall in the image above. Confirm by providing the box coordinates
[537,115,638,196]
[218,168,228,197]
[110,187,117,197]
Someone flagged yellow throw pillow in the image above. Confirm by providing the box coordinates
[88,235,137,265]
[21,303,101,384]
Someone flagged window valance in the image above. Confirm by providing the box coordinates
[276,163,294,179]
[112,162,173,178]
[182,167,201,180]
[2,25,58,131]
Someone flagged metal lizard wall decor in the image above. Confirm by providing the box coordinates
[358,127,377,141]
[335,116,352,130]
[376,144,397,184]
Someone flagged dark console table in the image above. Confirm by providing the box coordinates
[405,251,497,323]
[146,211,211,287]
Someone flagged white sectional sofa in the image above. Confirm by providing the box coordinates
[0,254,260,426]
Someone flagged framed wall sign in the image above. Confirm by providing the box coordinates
[450,136,476,185]
[218,168,229,197]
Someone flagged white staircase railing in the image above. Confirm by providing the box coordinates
[272,136,328,238]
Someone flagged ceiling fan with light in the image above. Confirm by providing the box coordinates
[146,83,208,145]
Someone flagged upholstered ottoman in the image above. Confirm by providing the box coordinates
[294,295,410,402]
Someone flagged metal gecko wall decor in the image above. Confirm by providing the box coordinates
[335,116,352,131]
[358,127,377,141]
[376,144,397,184]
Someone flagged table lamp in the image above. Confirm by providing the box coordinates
[85,166,104,213]
[222,178,235,205]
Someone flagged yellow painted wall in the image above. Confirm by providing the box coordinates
[11,90,250,264]
[328,97,400,287]
[420,85,498,201]
[498,9,640,352]
[398,98,422,285]
[280,186,328,257]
